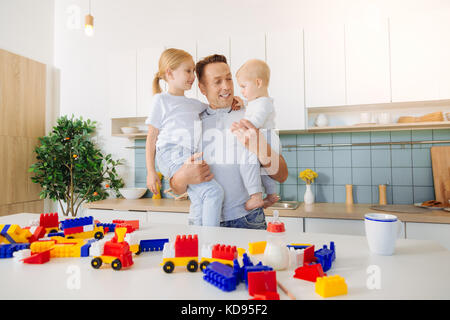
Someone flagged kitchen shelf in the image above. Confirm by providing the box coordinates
[306,121,450,133]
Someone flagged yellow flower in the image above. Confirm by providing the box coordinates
[299,169,318,184]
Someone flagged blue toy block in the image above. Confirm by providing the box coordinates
[47,232,65,237]
[0,243,30,259]
[203,262,237,292]
[96,223,116,233]
[1,225,15,244]
[80,239,97,257]
[233,254,273,285]
[60,216,94,230]
[139,238,169,252]
[244,263,273,285]
[314,242,336,272]
[287,244,311,250]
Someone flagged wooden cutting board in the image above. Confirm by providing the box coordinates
[430,146,450,206]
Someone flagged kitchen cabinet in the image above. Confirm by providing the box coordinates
[304,217,406,239]
[196,35,231,104]
[345,18,391,105]
[304,22,346,108]
[266,29,306,131]
[229,33,266,98]
[147,211,189,225]
[277,216,303,234]
[137,46,165,117]
[107,50,137,118]
[389,14,441,102]
[405,222,450,250]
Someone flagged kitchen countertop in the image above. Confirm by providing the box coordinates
[1,213,449,300]
[83,198,450,224]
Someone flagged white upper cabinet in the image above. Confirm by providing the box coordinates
[107,50,137,118]
[196,36,231,104]
[229,33,266,98]
[304,22,346,108]
[136,46,165,117]
[345,18,391,105]
[266,29,305,131]
[389,14,441,102]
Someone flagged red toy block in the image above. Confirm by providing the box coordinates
[294,263,326,282]
[63,226,84,235]
[39,213,59,229]
[212,244,237,261]
[24,226,46,243]
[251,292,280,300]
[248,270,278,297]
[113,220,139,231]
[22,249,51,264]
[303,245,316,264]
[175,234,198,257]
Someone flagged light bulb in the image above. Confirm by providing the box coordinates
[85,14,94,36]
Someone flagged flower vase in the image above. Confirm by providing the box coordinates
[304,183,315,205]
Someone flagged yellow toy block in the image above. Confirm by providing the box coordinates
[115,227,127,243]
[315,275,348,298]
[31,240,56,253]
[51,243,82,258]
[248,241,266,255]
[152,172,163,199]
[237,247,246,257]
[1,224,32,243]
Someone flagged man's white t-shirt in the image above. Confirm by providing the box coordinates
[145,92,207,151]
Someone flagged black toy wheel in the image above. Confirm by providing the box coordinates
[200,261,210,271]
[163,261,175,273]
[111,259,122,271]
[94,232,104,240]
[187,260,198,272]
[135,245,142,255]
[91,257,102,269]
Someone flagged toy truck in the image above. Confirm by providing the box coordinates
[199,244,237,271]
[161,234,198,273]
[60,216,104,240]
[91,227,133,271]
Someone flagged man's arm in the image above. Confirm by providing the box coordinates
[169,153,214,194]
[230,119,288,183]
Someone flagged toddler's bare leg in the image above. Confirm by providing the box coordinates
[245,192,265,211]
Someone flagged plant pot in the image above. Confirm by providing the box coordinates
[304,184,315,205]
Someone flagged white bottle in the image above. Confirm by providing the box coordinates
[263,210,289,270]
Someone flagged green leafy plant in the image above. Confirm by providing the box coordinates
[29,115,125,217]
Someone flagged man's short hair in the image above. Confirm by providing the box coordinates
[195,54,228,83]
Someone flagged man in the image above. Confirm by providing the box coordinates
[169,54,288,229]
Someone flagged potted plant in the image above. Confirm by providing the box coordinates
[299,169,318,205]
[29,115,125,217]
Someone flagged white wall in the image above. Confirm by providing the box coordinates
[52,0,449,202]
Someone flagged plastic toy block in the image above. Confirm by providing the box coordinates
[13,249,31,263]
[30,240,56,253]
[233,253,273,285]
[303,245,316,265]
[294,263,326,282]
[39,213,59,229]
[288,243,312,250]
[113,227,127,243]
[47,232,65,237]
[139,238,169,252]
[203,262,238,292]
[22,249,51,264]
[315,275,348,298]
[248,241,267,255]
[81,239,97,257]
[251,291,280,300]
[175,234,198,257]
[24,226,46,243]
[288,247,304,268]
[96,223,116,233]
[0,243,30,258]
[60,216,94,230]
[212,244,237,261]
[314,242,336,272]
[0,224,32,244]
[237,247,246,257]
[112,220,139,231]
[247,270,278,297]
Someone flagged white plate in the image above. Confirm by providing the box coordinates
[414,203,445,210]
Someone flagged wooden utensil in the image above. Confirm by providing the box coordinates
[345,184,353,205]
[379,184,387,205]
[430,146,450,205]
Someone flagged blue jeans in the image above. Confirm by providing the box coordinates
[220,207,267,230]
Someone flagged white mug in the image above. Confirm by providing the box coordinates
[364,213,402,256]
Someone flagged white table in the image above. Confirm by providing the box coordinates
[1,213,449,300]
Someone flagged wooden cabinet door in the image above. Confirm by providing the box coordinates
[266,29,306,131]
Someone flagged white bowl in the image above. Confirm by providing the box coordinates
[119,188,147,200]
[121,126,139,134]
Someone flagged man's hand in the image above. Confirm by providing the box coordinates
[230,119,268,164]
[169,152,214,194]
[231,96,245,111]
